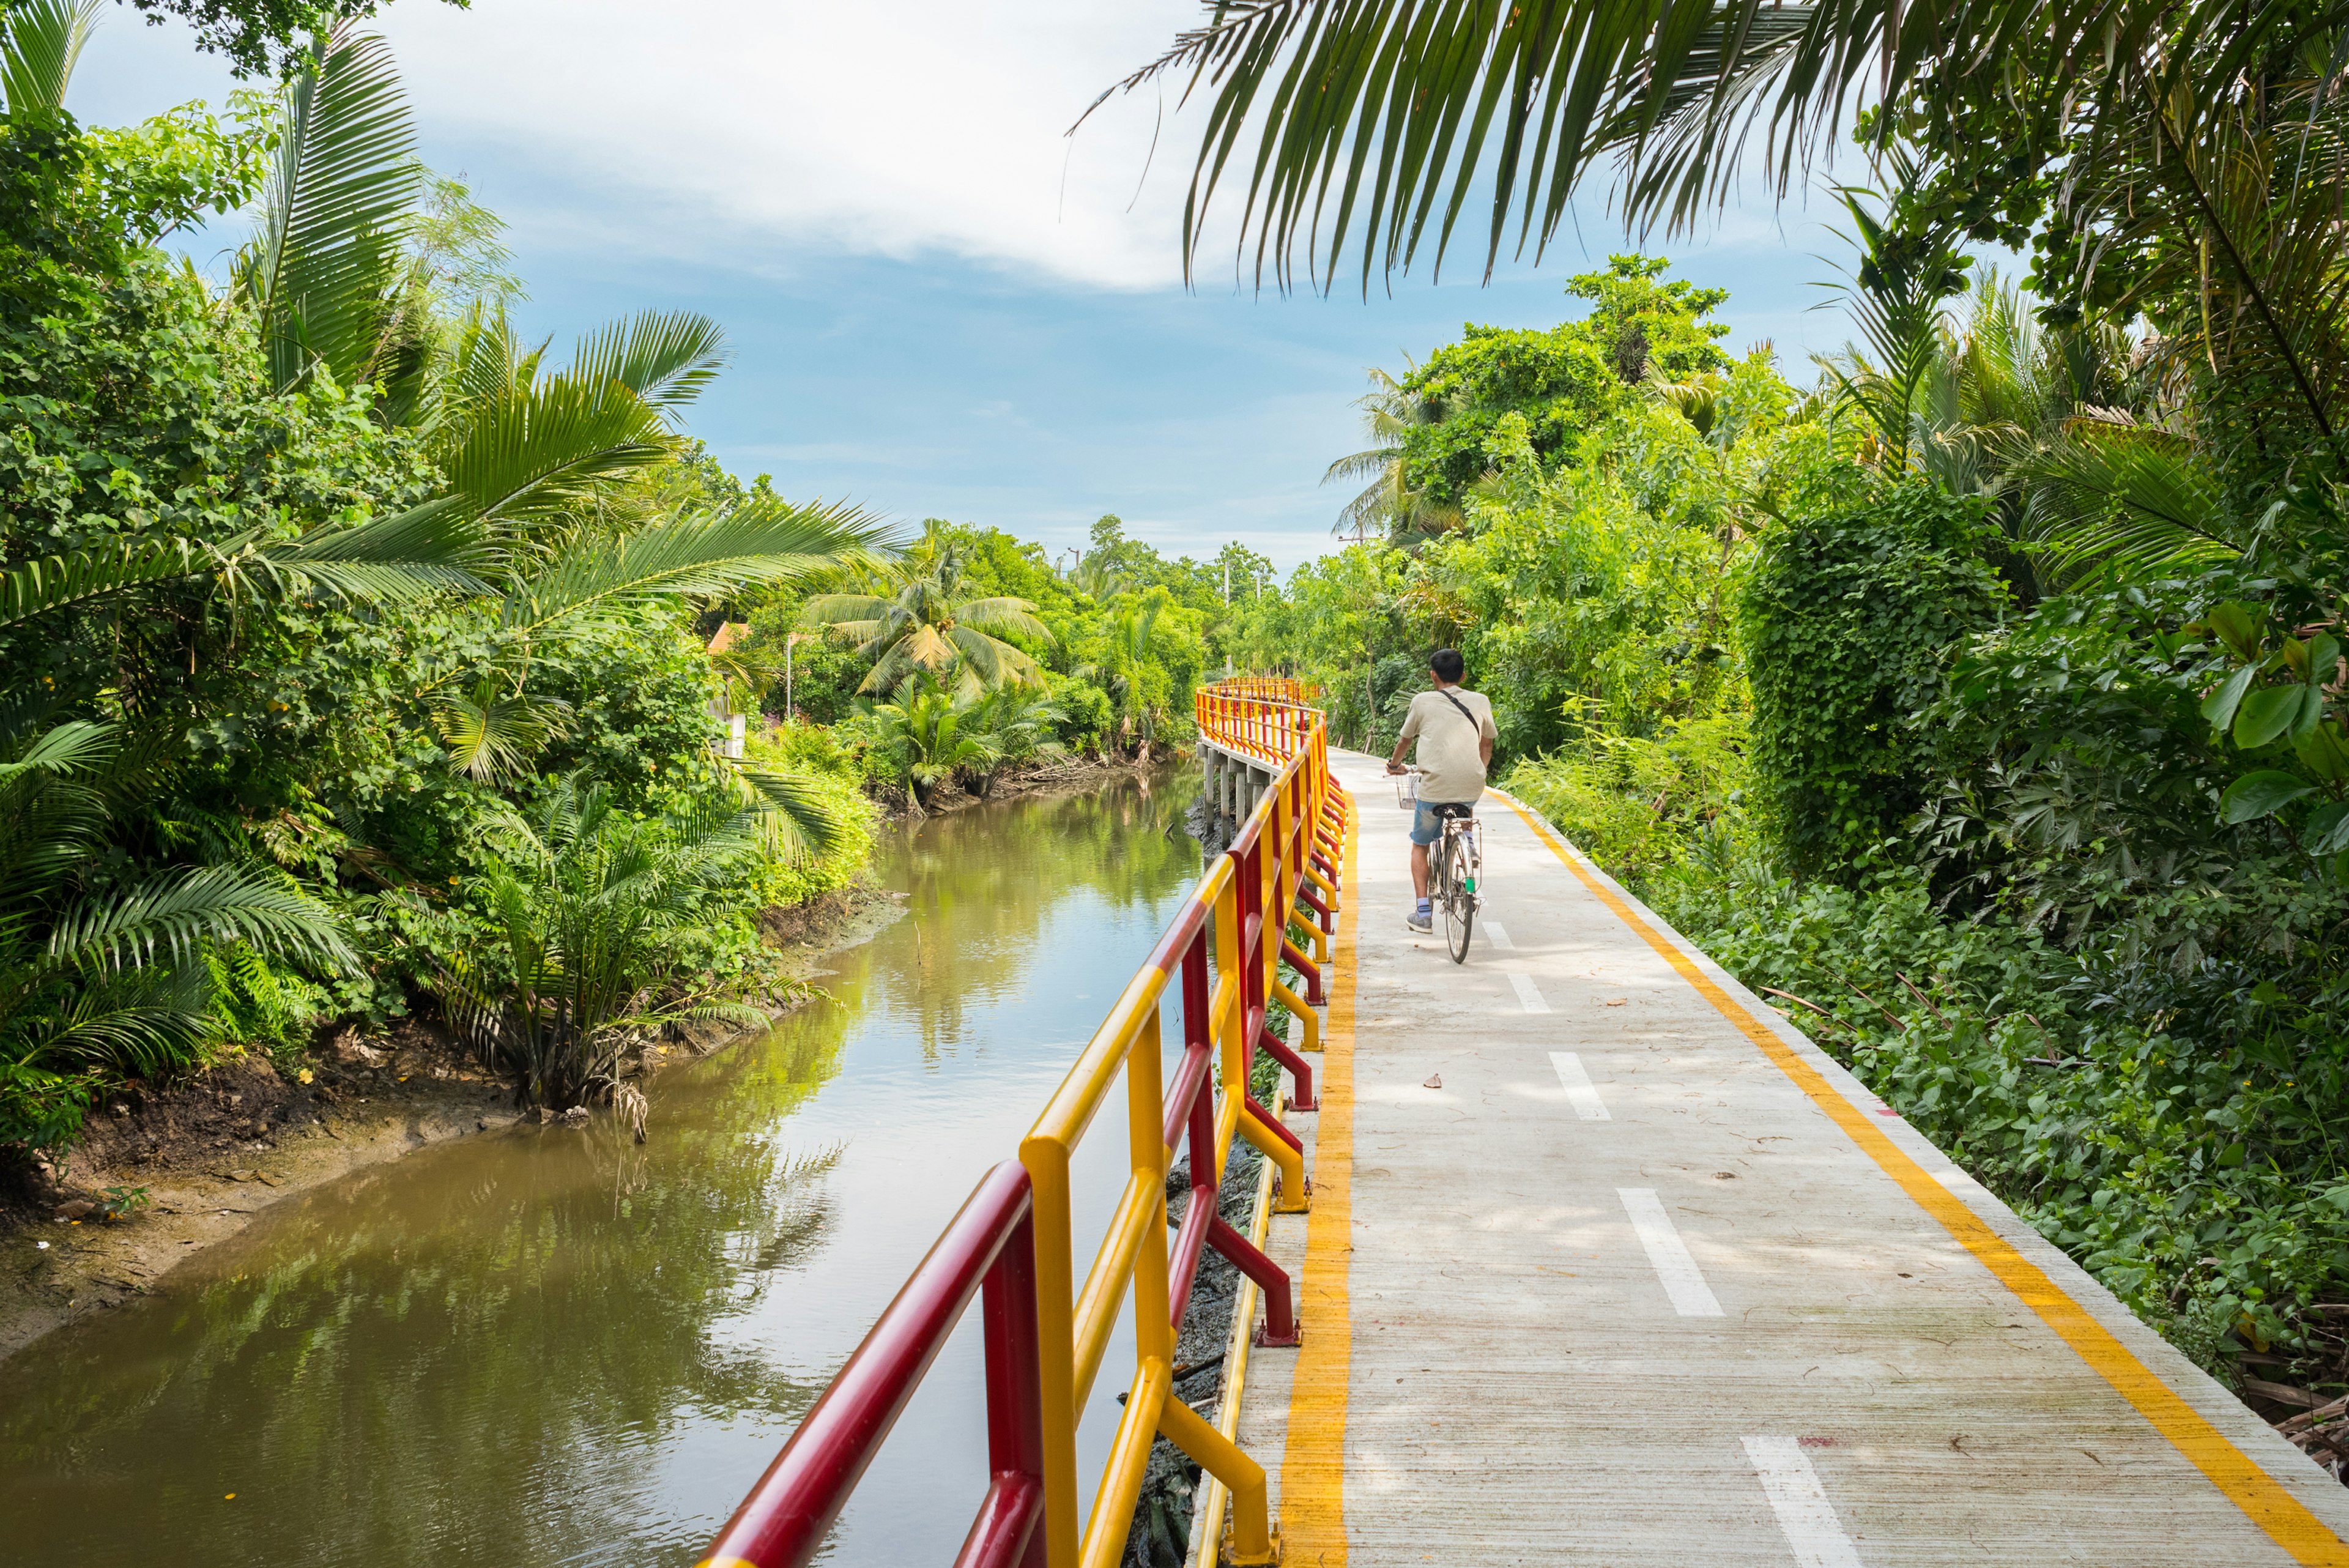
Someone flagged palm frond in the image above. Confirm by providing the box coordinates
[432,680,572,781]
[0,535,225,630]
[1091,0,2340,291]
[954,597,1056,643]
[0,0,103,114]
[571,310,730,417]
[1323,446,1398,484]
[798,592,895,627]
[239,23,420,392]
[46,864,355,975]
[499,497,894,641]
[0,719,114,779]
[2019,422,2241,582]
[434,369,675,529]
[266,496,497,600]
[728,763,842,861]
[14,961,216,1079]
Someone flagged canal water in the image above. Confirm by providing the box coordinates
[0,770,1205,1566]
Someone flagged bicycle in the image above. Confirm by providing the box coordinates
[1396,767,1482,963]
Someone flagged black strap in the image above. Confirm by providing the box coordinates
[1436,687,1480,734]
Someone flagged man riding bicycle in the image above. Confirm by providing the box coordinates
[1384,648,1496,934]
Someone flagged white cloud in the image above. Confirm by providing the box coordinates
[73,0,1861,300]
[369,0,1207,289]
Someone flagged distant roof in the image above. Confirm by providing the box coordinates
[707,622,749,655]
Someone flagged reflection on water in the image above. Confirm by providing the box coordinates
[0,770,1203,1567]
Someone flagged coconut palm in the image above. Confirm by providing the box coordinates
[1065,554,1130,601]
[1323,365,1461,538]
[1076,595,1178,759]
[962,685,1070,797]
[802,540,1052,696]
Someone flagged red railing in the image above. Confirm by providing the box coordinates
[699,681,1341,1568]
[700,1162,1045,1568]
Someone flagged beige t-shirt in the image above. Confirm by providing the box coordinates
[1398,686,1497,803]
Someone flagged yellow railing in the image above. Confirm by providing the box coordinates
[1019,680,1345,1568]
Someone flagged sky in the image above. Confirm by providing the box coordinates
[73,0,1861,573]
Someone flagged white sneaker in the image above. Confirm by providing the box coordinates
[1405,907,1433,934]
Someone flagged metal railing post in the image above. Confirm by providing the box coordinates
[1127,1006,1171,1367]
[1015,1135,1078,1568]
[971,1204,1048,1568]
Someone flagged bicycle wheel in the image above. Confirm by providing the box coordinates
[1442,830,1474,963]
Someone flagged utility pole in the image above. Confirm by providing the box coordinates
[1340,521,1380,748]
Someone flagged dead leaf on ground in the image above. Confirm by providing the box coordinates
[1423,1073,1442,1089]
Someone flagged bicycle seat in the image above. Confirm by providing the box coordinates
[1426,801,1474,821]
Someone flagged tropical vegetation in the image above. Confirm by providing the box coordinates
[1182,0,2349,1413]
[0,2,1299,1162]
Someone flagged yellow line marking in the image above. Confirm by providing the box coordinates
[1493,790,2349,1564]
[1280,793,1356,1566]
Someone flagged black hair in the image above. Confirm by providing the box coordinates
[1429,648,1464,683]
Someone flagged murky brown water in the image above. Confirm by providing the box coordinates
[0,771,1203,1566]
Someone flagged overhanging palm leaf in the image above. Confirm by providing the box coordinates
[239,23,420,393]
[0,507,490,631]
[0,0,103,113]
[727,764,842,861]
[499,496,894,641]
[0,537,222,631]
[1093,1,2343,289]
[435,365,678,529]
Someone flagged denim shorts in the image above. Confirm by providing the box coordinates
[1411,800,1473,846]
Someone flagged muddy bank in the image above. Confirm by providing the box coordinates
[885,751,1187,820]
[0,882,907,1364]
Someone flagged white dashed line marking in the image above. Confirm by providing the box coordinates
[1505,971,1549,1014]
[1619,1189,1723,1317]
[1482,919,1514,949]
[1547,1052,1609,1120]
[1741,1436,1863,1567]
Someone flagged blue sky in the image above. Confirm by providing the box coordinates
[75,0,1860,572]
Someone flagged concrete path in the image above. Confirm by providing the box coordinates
[1233,747,2349,1567]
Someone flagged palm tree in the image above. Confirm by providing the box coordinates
[0,0,103,114]
[1323,365,1461,538]
[802,538,1052,696]
[434,778,778,1112]
[1064,554,1130,601]
[1078,594,1178,759]
[857,677,1004,808]
[962,685,1069,797]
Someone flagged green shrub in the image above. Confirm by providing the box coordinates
[1740,484,2008,875]
[1502,714,1748,891]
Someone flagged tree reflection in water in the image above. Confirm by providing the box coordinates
[0,765,1204,1568]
